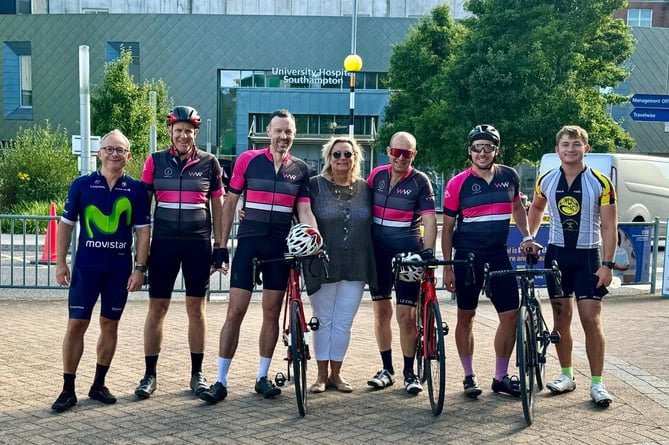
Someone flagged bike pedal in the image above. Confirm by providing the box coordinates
[442,322,450,335]
[550,331,561,344]
[308,316,320,331]
[275,372,286,387]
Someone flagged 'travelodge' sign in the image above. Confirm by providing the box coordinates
[272,67,346,86]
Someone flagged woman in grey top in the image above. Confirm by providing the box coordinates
[304,136,376,394]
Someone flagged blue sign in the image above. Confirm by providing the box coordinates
[507,225,550,287]
[629,108,669,122]
[630,94,669,109]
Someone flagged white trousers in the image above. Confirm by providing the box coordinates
[308,280,364,362]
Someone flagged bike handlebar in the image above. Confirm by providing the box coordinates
[393,252,475,286]
[482,258,563,299]
[252,250,330,286]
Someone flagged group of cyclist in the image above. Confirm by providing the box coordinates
[51,104,615,413]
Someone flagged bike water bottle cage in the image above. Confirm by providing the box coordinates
[286,223,323,256]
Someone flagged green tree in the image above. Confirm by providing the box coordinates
[378,4,461,169]
[381,0,635,172]
[0,121,78,212]
[91,47,172,177]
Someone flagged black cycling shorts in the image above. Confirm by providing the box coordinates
[544,245,605,301]
[230,236,289,292]
[453,249,519,313]
[370,243,421,307]
[68,264,131,320]
[148,238,211,299]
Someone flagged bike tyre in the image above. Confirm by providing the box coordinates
[290,300,307,417]
[517,305,536,425]
[425,300,446,416]
[533,299,547,390]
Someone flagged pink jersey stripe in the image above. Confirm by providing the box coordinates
[156,190,208,204]
[462,201,512,217]
[246,190,296,207]
[373,205,413,222]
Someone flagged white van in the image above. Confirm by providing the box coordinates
[538,153,669,224]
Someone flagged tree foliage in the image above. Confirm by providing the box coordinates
[380,0,635,172]
[91,47,172,177]
[0,121,78,212]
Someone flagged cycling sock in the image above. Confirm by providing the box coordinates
[144,354,159,377]
[461,354,474,376]
[93,363,110,388]
[257,356,272,381]
[63,373,76,393]
[494,357,510,381]
[218,357,231,386]
[190,352,204,375]
[403,356,415,377]
[591,376,603,385]
[380,349,394,374]
[562,367,574,379]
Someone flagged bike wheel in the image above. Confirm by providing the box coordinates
[290,300,307,417]
[425,300,446,416]
[517,305,536,425]
[533,299,547,390]
[415,293,426,383]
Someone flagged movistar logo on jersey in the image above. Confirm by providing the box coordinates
[84,197,133,239]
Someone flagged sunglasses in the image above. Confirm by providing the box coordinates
[389,148,416,159]
[332,151,353,159]
[470,144,497,153]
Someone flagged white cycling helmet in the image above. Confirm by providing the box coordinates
[286,223,323,256]
[393,252,424,282]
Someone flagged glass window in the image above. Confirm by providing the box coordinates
[220,70,240,87]
[19,55,31,107]
[627,9,652,27]
[3,41,32,119]
[239,70,254,87]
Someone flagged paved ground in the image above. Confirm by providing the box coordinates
[0,287,668,444]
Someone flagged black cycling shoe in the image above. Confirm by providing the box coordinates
[88,386,117,404]
[492,375,521,397]
[190,372,208,396]
[255,376,281,398]
[463,374,483,398]
[199,382,227,404]
[52,390,77,412]
[135,374,157,399]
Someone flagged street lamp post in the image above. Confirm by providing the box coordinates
[344,0,362,138]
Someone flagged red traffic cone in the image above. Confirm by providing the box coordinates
[38,202,58,264]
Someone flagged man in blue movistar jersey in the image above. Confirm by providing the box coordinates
[52,129,151,412]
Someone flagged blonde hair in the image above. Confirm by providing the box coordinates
[320,136,364,182]
[556,125,588,145]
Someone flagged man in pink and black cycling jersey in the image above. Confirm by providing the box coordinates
[135,106,227,400]
[366,131,437,396]
[442,124,540,399]
[199,109,319,404]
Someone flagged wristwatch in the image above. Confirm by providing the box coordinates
[601,261,615,269]
[134,263,148,273]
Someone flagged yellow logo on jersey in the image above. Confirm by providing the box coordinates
[558,196,580,216]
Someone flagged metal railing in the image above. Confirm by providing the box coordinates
[1,214,665,295]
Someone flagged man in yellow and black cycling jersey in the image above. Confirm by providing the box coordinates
[528,125,617,407]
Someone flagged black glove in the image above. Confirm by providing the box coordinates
[212,248,229,268]
[418,248,434,261]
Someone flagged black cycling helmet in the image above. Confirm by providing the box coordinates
[468,124,500,145]
[166,106,201,128]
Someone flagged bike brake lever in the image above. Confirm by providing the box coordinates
[252,258,263,286]
[465,253,475,286]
